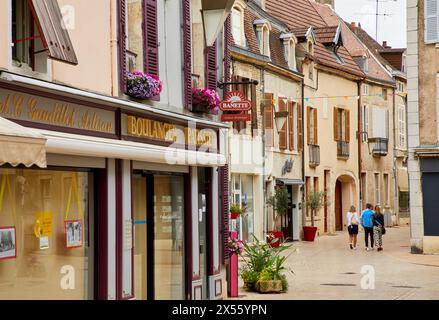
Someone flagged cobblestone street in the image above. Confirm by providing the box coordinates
[234,226,439,300]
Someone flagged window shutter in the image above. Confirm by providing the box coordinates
[118,0,127,93]
[288,101,294,151]
[345,109,350,142]
[219,165,230,262]
[224,17,231,95]
[298,102,303,151]
[28,0,78,65]
[182,0,192,110]
[251,82,258,137]
[333,107,339,141]
[264,92,274,147]
[205,41,218,90]
[314,108,318,145]
[306,107,311,145]
[144,0,159,76]
[279,98,287,150]
[425,0,439,43]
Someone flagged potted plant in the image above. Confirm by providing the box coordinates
[126,71,163,99]
[303,191,325,241]
[266,187,290,247]
[226,237,244,256]
[240,235,292,293]
[192,88,220,114]
[230,203,243,220]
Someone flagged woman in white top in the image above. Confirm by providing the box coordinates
[347,205,360,250]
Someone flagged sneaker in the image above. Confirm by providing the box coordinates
[365,247,369,251]
[350,244,353,250]
[371,247,375,251]
[353,246,357,250]
[378,247,383,252]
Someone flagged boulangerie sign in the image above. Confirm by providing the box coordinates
[0,87,115,134]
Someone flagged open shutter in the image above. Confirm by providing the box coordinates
[298,102,303,151]
[345,109,350,142]
[251,82,258,137]
[288,101,294,151]
[118,0,127,93]
[425,0,439,43]
[205,41,218,90]
[144,0,159,75]
[306,107,311,145]
[314,108,318,145]
[182,0,192,110]
[28,0,78,65]
[219,165,230,263]
[264,93,274,147]
[333,107,339,141]
[223,17,231,95]
[279,98,287,150]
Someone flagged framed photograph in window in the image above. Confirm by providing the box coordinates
[64,220,83,249]
[0,226,17,260]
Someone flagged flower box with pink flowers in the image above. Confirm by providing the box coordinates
[126,71,163,100]
[191,88,220,115]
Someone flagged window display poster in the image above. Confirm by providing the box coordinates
[39,236,49,250]
[64,220,83,249]
[34,211,53,238]
[0,226,16,260]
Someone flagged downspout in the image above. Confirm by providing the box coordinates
[358,81,363,210]
[393,87,398,225]
[301,78,306,233]
[110,0,119,97]
[261,67,267,238]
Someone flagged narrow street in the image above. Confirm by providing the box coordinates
[235,226,439,300]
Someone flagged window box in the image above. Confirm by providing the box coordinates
[125,72,162,100]
[191,88,220,115]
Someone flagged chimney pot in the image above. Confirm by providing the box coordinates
[350,22,356,28]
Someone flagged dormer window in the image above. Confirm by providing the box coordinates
[254,20,271,57]
[281,33,297,70]
[231,6,245,47]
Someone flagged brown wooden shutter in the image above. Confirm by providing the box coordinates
[28,0,78,65]
[182,0,192,110]
[279,98,287,150]
[144,0,159,76]
[118,0,127,93]
[298,102,303,151]
[205,41,218,90]
[314,108,318,145]
[264,93,274,147]
[345,109,350,142]
[219,164,230,262]
[288,101,294,151]
[333,107,339,141]
[307,107,311,145]
[251,82,258,137]
[223,17,231,96]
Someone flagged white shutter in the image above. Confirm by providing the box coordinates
[425,0,439,43]
[372,108,386,138]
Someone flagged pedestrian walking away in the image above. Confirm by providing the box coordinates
[347,205,359,250]
[361,203,375,251]
[373,205,385,251]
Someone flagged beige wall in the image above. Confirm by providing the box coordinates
[0,1,8,71]
[304,70,360,234]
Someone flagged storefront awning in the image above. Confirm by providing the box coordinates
[276,178,304,186]
[397,167,409,192]
[41,129,226,167]
[0,117,47,168]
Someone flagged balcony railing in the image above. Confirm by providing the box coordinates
[337,140,349,158]
[309,144,320,167]
[370,137,389,156]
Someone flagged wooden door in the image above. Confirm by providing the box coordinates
[335,180,343,231]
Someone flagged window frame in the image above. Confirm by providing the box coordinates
[231,6,245,47]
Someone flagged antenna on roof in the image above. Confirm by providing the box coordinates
[355,0,397,41]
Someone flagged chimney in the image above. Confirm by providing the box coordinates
[314,0,335,8]
[382,41,391,48]
[350,22,356,28]
[254,0,266,10]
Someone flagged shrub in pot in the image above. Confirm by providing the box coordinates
[303,191,325,241]
[230,203,243,220]
[266,187,290,246]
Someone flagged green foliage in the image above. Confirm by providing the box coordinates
[266,187,290,217]
[230,203,243,215]
[305,191,325,227]
[239,235,293,293]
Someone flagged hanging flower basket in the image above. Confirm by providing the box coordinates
[191,88,220,114]
[226,237,244,255]
[126,71,163,99]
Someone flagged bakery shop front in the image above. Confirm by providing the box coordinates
[0,74,228,300]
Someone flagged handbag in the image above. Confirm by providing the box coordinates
[381,226,386,235]
[350,214,359,226]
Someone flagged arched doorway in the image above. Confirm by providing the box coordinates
[334,175,357,232]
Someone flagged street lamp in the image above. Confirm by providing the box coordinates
[201,0,236,47]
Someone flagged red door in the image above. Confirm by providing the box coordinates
[335,180,343,231]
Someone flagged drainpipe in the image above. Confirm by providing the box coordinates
[261,68,267,238]
[301,78,305,234]
[358,81,363,211]
[110,0,119,97]
[392,87,398,225]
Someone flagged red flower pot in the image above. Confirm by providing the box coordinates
[230,211,240,219]
[267,231,284,247]
[303,226,318,242]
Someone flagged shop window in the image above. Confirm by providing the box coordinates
[232,174,254,242]
[11,0,78,73]
[0,169,93,300]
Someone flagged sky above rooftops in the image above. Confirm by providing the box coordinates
[335,0,406,48]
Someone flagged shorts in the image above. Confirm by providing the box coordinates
[348,225,359,235]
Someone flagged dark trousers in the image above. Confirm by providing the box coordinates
[364,227,374,248]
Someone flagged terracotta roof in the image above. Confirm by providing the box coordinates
[314,26,338,44]
[269,28,289,69]
[266,0,363,78]
[290,27,311,39]
[243,9,260,54]
[312,1,393,83]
